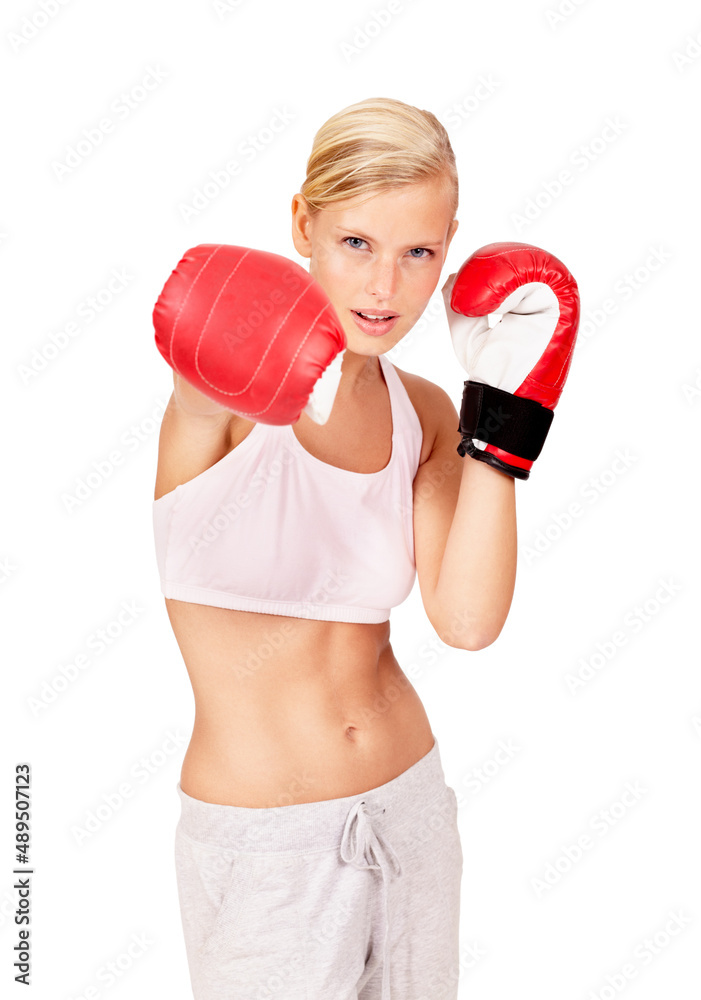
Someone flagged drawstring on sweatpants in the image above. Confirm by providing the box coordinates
[340,799,402,999]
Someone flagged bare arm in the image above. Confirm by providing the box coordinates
[413,385,517,651]
[172,371,232,417]
[153,373,238,501]
[433,452,516,650]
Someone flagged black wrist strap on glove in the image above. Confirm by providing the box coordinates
[457,380,554,480]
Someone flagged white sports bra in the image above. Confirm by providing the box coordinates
[152,353,423,624]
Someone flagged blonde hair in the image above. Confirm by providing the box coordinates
[299,96,458,218]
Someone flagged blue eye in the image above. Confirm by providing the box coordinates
[342,237,433,258]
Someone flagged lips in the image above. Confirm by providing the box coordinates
[354,310,399,320]
[351,309,400,337]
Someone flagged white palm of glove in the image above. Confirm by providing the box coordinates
[302,349,345,424]
[441,275,561,394]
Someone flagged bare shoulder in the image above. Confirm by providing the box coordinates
[389,362,461,465]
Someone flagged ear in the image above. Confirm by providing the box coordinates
[291,193,313,259]
[446,217,459,252]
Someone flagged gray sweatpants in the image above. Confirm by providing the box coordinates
[174,738,462,999]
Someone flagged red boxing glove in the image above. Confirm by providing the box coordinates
[153,244,347,425]
[442,242,580,479]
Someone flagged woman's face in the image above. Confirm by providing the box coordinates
[291,174,458,356]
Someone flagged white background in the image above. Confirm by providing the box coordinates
[3,0,700,997]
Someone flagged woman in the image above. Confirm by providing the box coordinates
[153,96,518,999]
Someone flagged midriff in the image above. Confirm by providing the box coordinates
[167,598,435,808]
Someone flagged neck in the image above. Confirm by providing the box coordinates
[338,349,382,394]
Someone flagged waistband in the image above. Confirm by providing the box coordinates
[176,737,449,854]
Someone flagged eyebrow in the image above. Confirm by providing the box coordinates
[333,226,444,247]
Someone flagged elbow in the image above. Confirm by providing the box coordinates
[439,631,496,652]
[468,632,499,651]
[435,612,503,652]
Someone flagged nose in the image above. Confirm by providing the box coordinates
[364,256,399,302]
